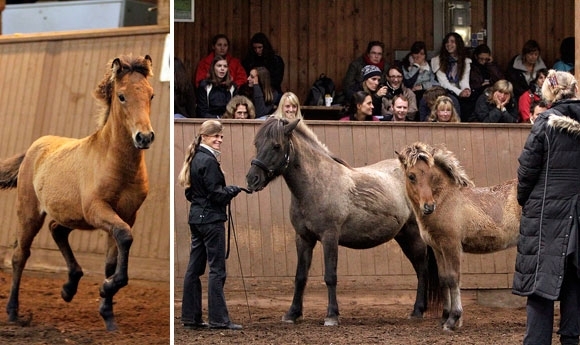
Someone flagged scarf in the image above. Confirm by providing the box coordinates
[446,56,459,84]
[363,54,385,72]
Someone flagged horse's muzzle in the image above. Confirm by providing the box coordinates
[422,203,436,215]
[134,131,155,149]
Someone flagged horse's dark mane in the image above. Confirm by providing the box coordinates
[402,142,474,187]
[93,55,153,128]
[256,118,352,169]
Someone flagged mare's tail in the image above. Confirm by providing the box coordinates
[426,245,443,316]
[0,153,25,189]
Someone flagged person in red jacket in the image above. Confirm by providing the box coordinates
[195,34,247,88]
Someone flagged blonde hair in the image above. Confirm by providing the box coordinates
[272,92,303,119]
[178,120,224,187]
[428,96,460,122]
[223,95,256,119]
[486,79,513,103]
[542,70,578,104]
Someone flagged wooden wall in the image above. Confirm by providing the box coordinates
[174,120,531,292]
[0,26,171,281]
[174,0,575,104]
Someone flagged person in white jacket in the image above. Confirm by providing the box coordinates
[431,32,477,121]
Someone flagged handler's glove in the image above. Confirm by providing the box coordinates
[224,185,241,197]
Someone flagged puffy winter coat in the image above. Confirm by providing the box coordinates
[513,100,580,299]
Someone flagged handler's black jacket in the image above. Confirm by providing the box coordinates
[185,146,235,224]
[513,99,580,299]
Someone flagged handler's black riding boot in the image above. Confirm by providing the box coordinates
[561,335,579,345]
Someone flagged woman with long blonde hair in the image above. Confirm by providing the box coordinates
[178,119,243,331]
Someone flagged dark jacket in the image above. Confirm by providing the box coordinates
[186,146,235,224]
[473,88,518,123]
[505,54,547,101]
[513,100,580,299]
[196,80,237,118]
[469,60,504,98]
[242,54,285,94]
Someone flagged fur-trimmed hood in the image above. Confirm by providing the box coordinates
[547,114,580,138]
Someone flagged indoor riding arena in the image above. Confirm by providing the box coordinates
[0,1,170,344]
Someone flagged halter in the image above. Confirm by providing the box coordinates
[250,140,292,180]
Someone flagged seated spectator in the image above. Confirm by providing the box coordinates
[340,91,380,121]
[271,92,303,120]
[505,39,547,101]
[174,57,196,118]
[428,96,460,122]
[553,36,574,72]
[419,86,460,121]
[401,41,438,103]
[383,94,409,122]
[382,66,418,121]
[470,44,504,100]
[518,68,548,123]
[431,32,475,122]
[343,41,389,101]
[196,55,237,118]
[195,34,247,88]
[222,95,256,119]
[474,80,518,123]
[242,33,285,94]
[529,100,548,124]
[349,65,388,118]
[239,67,279,118]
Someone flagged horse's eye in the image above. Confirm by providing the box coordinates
[118,94,126,103]
[408,174,416,183]
[273,143,281,150]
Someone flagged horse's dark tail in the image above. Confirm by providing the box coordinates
[425,245,443,317]
[0,153,25,189]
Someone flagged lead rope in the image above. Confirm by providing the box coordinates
[226,197,252,322]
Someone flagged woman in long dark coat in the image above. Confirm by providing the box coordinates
[514,70,580,345]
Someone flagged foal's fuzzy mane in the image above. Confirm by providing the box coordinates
[93,55,153,128]
[401,142,474,187]
[257,118,351,168]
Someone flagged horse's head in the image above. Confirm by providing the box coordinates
[246,117,300,192]
[94,55,155,149]
[397,142,474,216]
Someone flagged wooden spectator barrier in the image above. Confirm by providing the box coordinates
[174,119,531,293]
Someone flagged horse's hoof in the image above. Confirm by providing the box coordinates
[324,317,339,326]
[281,314,299,323]
[7,312,33,327]
[61,287,75,303]
[408,310,424,319]
[104,318,118,332]
[7,309,18,323]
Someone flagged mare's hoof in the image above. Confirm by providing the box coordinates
[281,314,298,323]
[7,312,33,327]
[324,317,339,326]
[104,319,118,332]
[442,317,462,331]
[7,309,18,323]
[61,288,74,303]
[408,310,424,319]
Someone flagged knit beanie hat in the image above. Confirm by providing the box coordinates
[361,65,382,81]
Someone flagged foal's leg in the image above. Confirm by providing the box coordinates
[49,221,83,302]
[437,247,463,331]
[85,202,134,331]
[394,222,432,318]
[320,230,340,326]
[282,233,316,323]
[7,193,45,322]
[99,235,119,331]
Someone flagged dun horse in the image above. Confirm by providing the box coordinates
[246,118,438,326]
[397,142,520,331]
[0,55,155,331]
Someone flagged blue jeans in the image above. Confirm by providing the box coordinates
[181,222,231,326]
[524,260,580,345]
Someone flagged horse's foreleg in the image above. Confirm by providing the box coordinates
[320,231,339,326]
[49,221,83,302]
[99,236,119,331]
[394,223,433,318]
[437,248,462,331]
[282,234,315,324]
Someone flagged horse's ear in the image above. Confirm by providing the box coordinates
[395,150,407,168]
[145,55,152,64]
[284,118,301,135]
